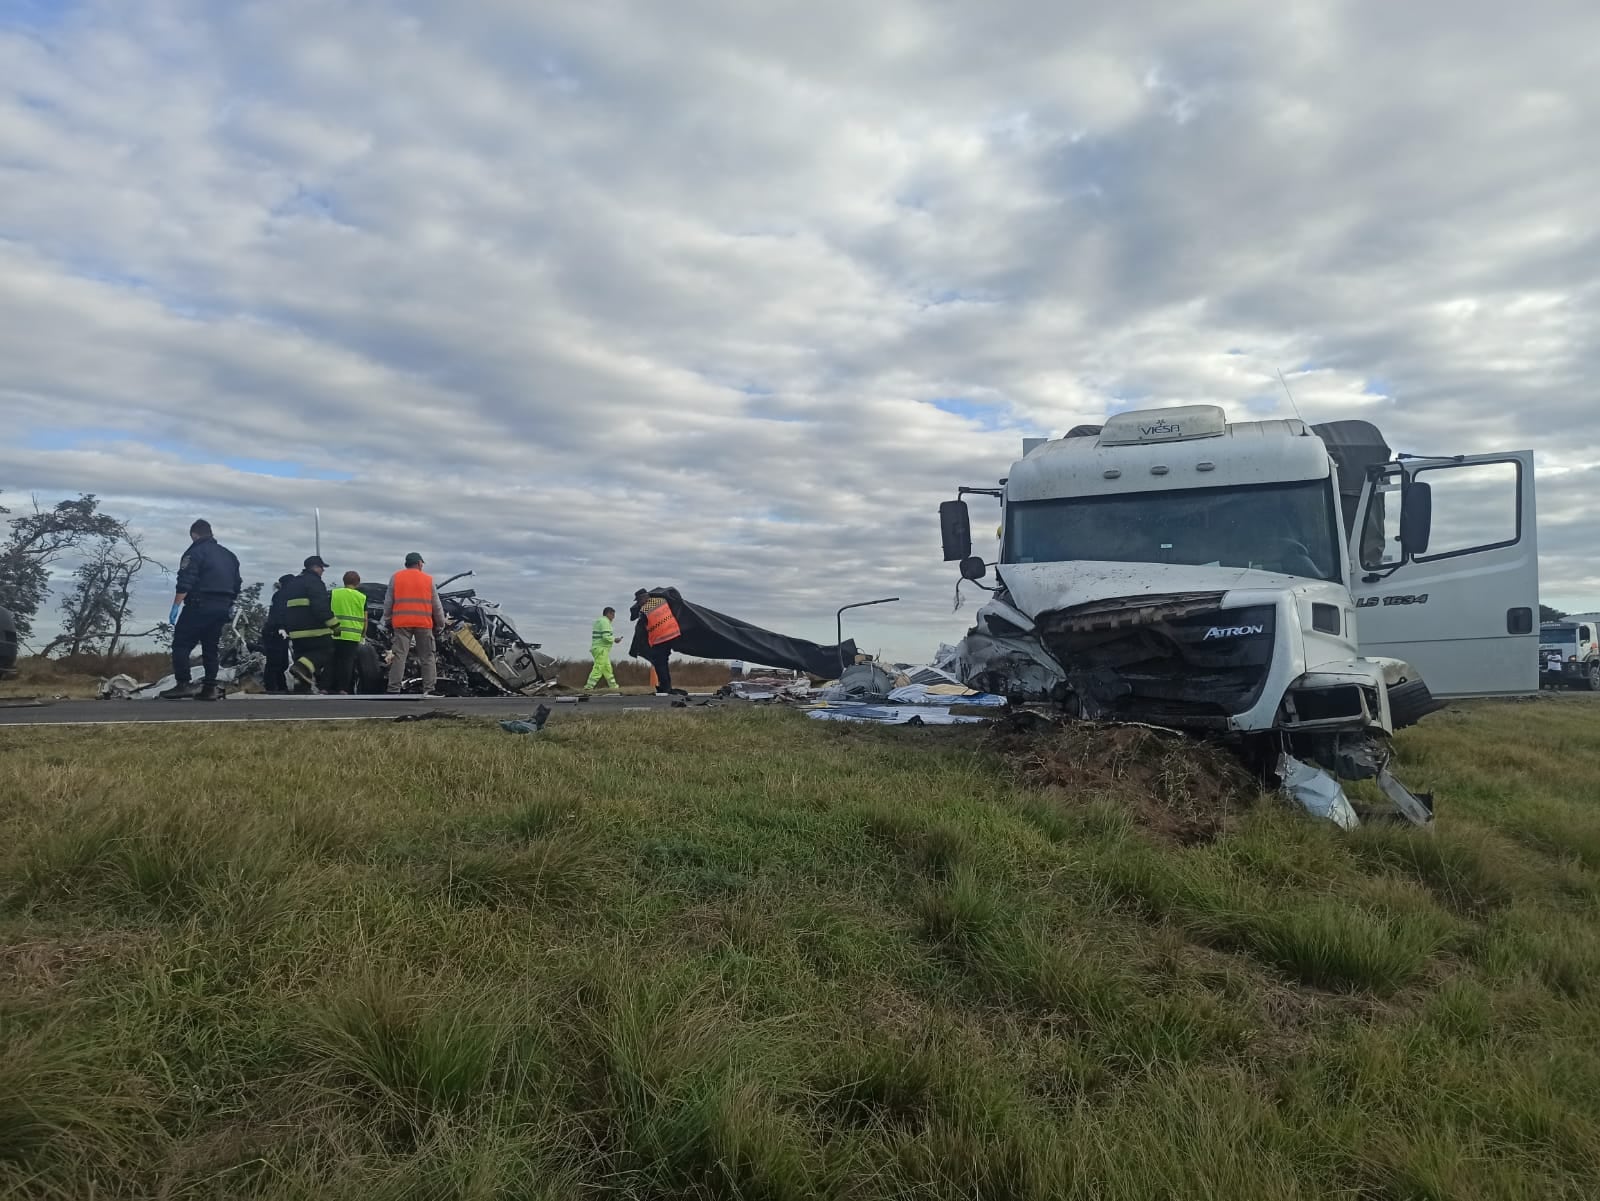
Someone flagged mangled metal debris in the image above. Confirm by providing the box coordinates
[1278,754,1360,830]
[356,572,556,696]
[807,705,984,726]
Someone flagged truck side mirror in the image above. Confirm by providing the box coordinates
[940,500,972,562]
[1400,481,1432,557]
[960,556,988,581]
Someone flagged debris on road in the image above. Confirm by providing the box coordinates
[102,661,259,701]
[807,704,985,726]
[819,662,906,702]
[393,709,463,723]
[719,675,814,702]
[499,705,552,734]
[886,683,1006,707]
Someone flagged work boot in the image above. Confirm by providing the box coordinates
[197,681,223,702]
[160,681,201,700]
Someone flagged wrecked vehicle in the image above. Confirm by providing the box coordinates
[352,571,556,696]
[940,405,1539,824]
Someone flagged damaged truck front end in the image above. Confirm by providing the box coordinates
[959,577,1428,818]
[942,405,1477,826]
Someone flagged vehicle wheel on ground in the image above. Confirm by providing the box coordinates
[1588,661,1600,692]
[354,644,385,694]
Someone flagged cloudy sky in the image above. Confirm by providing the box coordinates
[4,0,1598,660]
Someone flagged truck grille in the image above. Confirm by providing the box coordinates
[1038,600,1277,725]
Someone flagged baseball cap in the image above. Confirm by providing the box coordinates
[405,552,425,567]
[304,555,328,569]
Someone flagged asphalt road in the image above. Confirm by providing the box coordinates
[0,692,712,727]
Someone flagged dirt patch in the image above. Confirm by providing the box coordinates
[0,929,156,1001]
[989,714,1260,844]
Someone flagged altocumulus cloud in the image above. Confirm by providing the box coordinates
[3,0,1598,657]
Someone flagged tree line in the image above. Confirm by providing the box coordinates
[0,492,266,670]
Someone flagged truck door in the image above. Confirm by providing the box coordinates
[1350,451,1538,697]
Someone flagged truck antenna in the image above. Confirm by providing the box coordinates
[1276,369,1305,423]
[314,508,322,559]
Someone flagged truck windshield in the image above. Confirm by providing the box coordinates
[1004,479,1343,582]
[1540,626,1577,647]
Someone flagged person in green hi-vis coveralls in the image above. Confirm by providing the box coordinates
[586,606,623,690]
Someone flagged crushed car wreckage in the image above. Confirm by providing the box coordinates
[940,406,1540,826]
[352,571,556,696]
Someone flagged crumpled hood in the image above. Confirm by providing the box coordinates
[995,561,1325,620]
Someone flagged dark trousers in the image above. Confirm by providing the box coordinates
[173,600,230,684]
[263,635,290,693]
[291,638,333,692]
[648,640,676,693]
[328,640,360,693]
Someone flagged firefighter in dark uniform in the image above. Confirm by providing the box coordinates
[281,556,339,692]
[255,573,296,693]
[160,519,242,701]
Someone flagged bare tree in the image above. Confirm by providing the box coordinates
[45,529,167,669]
[0,492,126,641]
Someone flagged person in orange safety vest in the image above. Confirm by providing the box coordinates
[383,552,447,694]
[630,588,684,697]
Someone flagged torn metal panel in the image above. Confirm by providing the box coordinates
[1368,656,1446,728]
[1279,753,1361,830]
[1377,766,1435,827]
[955,628,1067,700]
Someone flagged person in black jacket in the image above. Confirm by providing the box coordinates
[280,556,339,692]
[160,519,242,701]
[256,574,296,693]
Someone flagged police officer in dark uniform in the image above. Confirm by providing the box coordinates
[160,519,242,701]
[280,556,339,692]
[255,573,297,693]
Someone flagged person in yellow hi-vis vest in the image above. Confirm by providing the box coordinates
[585,606,623,691]
[328,571,369,695]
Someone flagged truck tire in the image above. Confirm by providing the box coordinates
[354,643,386,694]
[1588,660,1600,693]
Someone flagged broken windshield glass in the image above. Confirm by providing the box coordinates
[1004,479,1342,582]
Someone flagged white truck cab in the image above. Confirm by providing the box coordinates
[940,405,1539,807]
[1539,619,1600,691]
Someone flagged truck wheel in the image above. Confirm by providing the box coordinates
[355,644,385,694]
[1588,661,1600,693]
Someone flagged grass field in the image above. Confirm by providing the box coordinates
[2,697,1599,1199]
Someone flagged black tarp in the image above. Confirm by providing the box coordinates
[1311,419,1392,539]
[628,588,856,679]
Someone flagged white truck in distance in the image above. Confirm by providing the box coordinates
[940,405,1539,820]
[1539,618,1600,691]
